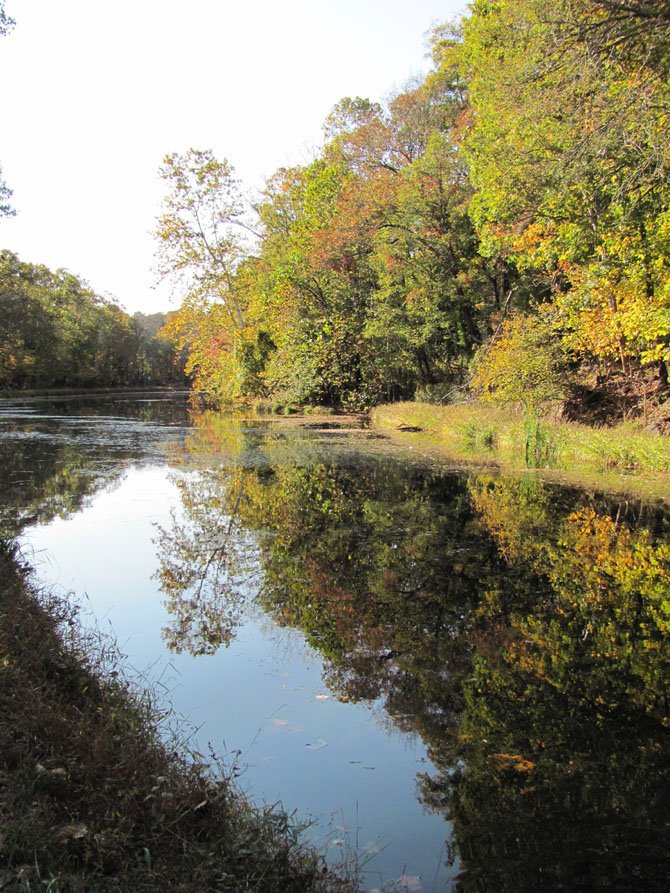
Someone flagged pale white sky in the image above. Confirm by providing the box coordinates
[0,0,466,314]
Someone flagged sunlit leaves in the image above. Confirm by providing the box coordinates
[471,311,567,411]
[458,0,670,395]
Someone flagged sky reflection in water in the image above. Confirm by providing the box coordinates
[3,394,670,892]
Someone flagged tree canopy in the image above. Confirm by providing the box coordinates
[0,251,186,389]
[155,2,669,420]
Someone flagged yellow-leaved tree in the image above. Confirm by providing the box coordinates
[154,149,260,403]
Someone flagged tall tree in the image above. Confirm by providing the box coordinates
[154,149,254,330]
[154,149,262,403]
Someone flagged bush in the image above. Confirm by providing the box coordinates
[471,312,568,413]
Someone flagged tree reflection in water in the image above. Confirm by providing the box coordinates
[0,394,190,537]
[155,412,670,891]
[153,471,261,654]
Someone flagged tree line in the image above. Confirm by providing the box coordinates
[0,5,185,392]
[155,0,670,420]
[0,250,185,390]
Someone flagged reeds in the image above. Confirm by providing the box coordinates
[371,402,670,487]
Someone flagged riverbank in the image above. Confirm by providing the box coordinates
[0,541,353,892]
[0,385,190,400]
[371,402,670,500]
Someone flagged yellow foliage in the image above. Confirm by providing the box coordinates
[471,312,566,410]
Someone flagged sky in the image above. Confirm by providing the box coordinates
[0,0,467,314]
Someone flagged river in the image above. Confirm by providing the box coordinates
[2,392,669,892]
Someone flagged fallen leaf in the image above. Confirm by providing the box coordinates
[57,823,89,844]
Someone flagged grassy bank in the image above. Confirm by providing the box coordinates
[0,542,353,892]
[371,402,670,498]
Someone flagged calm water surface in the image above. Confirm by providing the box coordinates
[2,393,670,892]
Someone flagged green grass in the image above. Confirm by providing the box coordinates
[371,401,670,499]
[0,541,355,892]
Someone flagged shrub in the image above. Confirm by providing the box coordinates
[471,311,568,414]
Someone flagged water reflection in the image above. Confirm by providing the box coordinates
[155,412,670,891]
[436,477,670,892]
[154,470,260,654]
[0,393,189,535]
[3,397,670,890]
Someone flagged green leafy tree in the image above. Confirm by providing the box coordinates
[460,0,670,389]
[252,156,385,408]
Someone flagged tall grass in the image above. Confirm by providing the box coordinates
[371,401,670,484]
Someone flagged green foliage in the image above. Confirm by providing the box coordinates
[154,0,670,419]
[461,0,670,389]
[158,73,504,408]
[0,251,185,390]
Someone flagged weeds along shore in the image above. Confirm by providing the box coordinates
[371,402,670,500]
[0,541,354,892]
